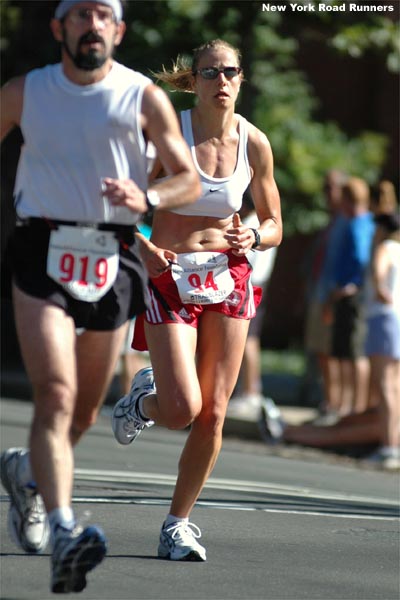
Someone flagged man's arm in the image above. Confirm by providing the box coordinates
[101,84,201,214]
[1,76,25,142]
[141,84,201,209]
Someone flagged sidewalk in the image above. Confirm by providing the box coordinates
[0,368,389,472]
[223,404,318,440]
[1,367,317,437]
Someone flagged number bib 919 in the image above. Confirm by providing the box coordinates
[171,252,234,305]
[46,226,119,302]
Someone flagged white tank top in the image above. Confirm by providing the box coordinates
[14,62,153,224]
[171,109,252,218]
[365,240,400,318]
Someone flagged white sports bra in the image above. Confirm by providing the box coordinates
[170,109,252,218]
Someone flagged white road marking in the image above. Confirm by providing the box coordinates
[72,497,398,521]
[73,468,399,521]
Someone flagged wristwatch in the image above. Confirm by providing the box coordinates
[145,189,161,211]
[250,228,261,249]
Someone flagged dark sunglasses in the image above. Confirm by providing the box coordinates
[193,67,242,80]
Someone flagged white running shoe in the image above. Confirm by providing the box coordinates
[112,367,155,445]
[51,524,107,593]
[0,447,50,553]
[258,397,285,444]
[226,393,263,420]
[158,521,207,561]
[364,447,400,471]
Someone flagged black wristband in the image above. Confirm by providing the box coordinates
[250,228,261,249]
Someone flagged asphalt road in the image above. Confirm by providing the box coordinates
[0,397,399,600]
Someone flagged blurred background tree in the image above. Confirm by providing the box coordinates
[1,0,398,234]
[1,0,399,348]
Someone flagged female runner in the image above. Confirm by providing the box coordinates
[112,39,282,561]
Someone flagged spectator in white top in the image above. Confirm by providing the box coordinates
[364,210,400,469]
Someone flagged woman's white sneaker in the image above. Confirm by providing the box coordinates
[158,521,207,561]
[111,367,155,445]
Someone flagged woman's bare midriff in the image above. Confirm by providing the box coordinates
[151,210,235,253]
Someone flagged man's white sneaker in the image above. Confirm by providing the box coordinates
[51,524,107,593]
[0,447,50,553]
[112,367,155,445]
[158,521,207,561]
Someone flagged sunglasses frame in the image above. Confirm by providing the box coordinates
[193,66,243,80]
[68,7,116,26]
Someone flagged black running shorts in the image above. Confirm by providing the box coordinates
[331,294,366,359]
[7,218,150,331]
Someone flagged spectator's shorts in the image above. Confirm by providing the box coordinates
[8,218,149,331]
[332,294,366,359]
[304,300,332,355]
[365,313,400,359]
[132,250,262,351]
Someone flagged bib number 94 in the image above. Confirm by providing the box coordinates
[187,271,218,293]
[171,252,234,304]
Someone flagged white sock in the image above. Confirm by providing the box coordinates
[49,507,75,542]
[165,514,189,527]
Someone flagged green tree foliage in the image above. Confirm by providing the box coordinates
[332,16,399,72]
[1,0,397,234]
[249,6,391,232]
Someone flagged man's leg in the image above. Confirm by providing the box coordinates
[283,411,381,447]
[240,334,262,396]
[8,286,127,591]
[72,324,130,443]
[322,355,341,414]
[12,285,77,513]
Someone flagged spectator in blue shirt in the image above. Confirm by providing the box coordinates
[303,170,348,422]
[330,177,375,416]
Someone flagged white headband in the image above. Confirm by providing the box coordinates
[55,0,123,22]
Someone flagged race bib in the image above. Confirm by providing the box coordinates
[47,226,119,302]
[171,252,234,305]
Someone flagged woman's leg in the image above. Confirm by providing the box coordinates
[170,313,249,517]
[143,321,201,429]
[353,356,370,414]
[370,355,400,448]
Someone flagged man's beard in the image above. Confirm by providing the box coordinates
[62,30,109,71]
